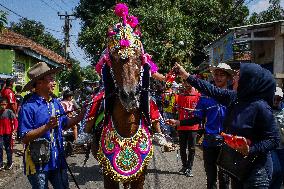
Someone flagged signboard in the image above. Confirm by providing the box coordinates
[13,61,25,86]
[209,32,234,66]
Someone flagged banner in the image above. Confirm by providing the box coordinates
[209,32,234,66]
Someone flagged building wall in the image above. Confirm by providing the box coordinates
[252,40,274,65]
[0,49,15,74]
[250,24,284,87]
[273,23,284,87]
[14,52,60,95]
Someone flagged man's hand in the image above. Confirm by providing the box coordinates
[173,63,190,80]
[46,117,58,129]
[165,119,180,127]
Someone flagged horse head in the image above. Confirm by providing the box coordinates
[107,23,143,112]
[109,48,142,112]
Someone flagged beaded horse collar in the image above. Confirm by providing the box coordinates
[97,116,153,182]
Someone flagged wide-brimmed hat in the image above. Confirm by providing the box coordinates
[209,63,236,76]
[22,62,62,92]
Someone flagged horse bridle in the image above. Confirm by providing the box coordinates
[108,60,144,112]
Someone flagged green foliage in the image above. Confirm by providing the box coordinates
[0,11,8,31]
[10,19,64,56]
[9,19,99,91]
[76,0,248,73]
[58,59,99,91]
[248,0,284,24]
[181,0,249,65]
[82,65,99,82]
[58,59,83,91]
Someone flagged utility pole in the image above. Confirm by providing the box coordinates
[58,12,75,60]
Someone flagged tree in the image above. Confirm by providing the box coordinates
[10,19,64,56]
[76,0,249,72]
[182,0,249,66]
[82,65,99,82]
[58,59,99,92]
[9,19,100,91]
[58,59,84,91]
[0,11,7,31]
[76,0,194,72]
[248,0,284,24]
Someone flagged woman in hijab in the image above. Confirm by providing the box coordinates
[174,63,280,189]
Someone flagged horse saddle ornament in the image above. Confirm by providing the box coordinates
[97,116,153,182]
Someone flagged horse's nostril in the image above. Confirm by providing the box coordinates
[120,90,128,100]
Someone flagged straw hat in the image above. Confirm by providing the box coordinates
[22,62,62,92]
[209,63,236,76]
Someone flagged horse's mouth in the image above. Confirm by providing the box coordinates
[118,90,140,112]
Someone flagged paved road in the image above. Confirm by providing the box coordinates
[4,145,206,189]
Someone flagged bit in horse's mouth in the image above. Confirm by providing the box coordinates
[118,89,140,112]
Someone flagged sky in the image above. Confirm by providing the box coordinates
[0,0,283,67]
[248,0,284,13]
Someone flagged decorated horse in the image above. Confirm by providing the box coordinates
[83,3,157,189]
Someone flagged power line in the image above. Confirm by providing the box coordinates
[58,12,76,59]
[70,39,90,65]
[39,0,60,13]
[50,0,65,11]
[0,2,61,33]
[46,28,61,33]
[60,0,71,9]
[0,3,25,19]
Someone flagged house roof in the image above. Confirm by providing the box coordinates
[206,20,284,49]
[0,29,70,66]
[229,20,284,30]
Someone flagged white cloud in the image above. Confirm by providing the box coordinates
[249,0,270,14]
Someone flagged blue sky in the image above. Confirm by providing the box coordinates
[248,0,284,13]
[0,0,283,67]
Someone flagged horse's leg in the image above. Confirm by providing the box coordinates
[103,175,119,189]
[130,171,146,189]
[91,139,98,160]
[123,182,130,189]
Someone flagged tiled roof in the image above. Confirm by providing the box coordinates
[0,29,70,66]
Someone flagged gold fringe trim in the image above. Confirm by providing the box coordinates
[97,145,153,183]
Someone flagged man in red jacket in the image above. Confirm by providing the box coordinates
[175,82,200,177]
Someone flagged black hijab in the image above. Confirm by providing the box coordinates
[237,63,276,106]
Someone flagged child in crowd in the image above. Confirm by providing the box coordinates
[15,85,23,116]
[0,97,18,170]
[61,90,79,141]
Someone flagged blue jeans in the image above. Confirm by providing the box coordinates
[0,134,12,166]
[270,149,284,189]
[27,169,69,189]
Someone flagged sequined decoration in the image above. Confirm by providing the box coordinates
[97,116,153,182]
[108,24,142,59]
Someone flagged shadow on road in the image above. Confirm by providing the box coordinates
[146,168,180,175]
[68,163,103,185]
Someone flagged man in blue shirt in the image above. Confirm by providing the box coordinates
[19,62,85,189]
[194,67,231,189]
